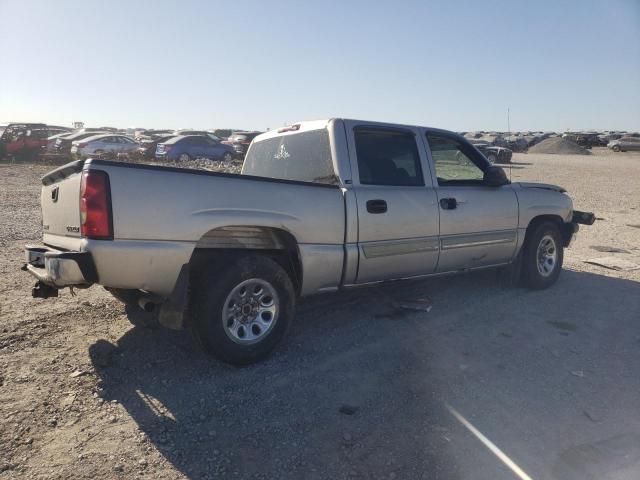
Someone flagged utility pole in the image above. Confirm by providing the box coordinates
[507,107,510,135]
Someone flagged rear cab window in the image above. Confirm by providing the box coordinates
[243,129,337,185]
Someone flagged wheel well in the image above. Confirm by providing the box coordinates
[525,215,572,247]
[189,227,302,295]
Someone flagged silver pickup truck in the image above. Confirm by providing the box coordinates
[23,119,594,364]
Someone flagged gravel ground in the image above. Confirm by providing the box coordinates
[0,149,639,479]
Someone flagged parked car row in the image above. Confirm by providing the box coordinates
[4,122,638,163]
[37,128,258,162]
[461,129,640,154]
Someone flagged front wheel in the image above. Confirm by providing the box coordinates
[191,255,295,365]
[612,145,621,152]
[222,151,233,162]
[178,153,191,162]
[486,153,498,164]
[521,221,564,289]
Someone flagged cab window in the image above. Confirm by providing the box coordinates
[426,133,487,185]
[354,128,423,186]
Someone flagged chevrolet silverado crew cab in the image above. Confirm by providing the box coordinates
[23,119,595,365]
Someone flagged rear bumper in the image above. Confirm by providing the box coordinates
[23,245,97,288]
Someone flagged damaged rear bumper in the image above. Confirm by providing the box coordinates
[23,245,97,296]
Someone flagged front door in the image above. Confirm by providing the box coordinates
[424,131,519,272]
[346,123,440,283]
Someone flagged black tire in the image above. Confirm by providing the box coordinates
[191,255,295,365]
[178,153,191,162]
[222,152,233,162]
[612,145,621,152]
[521,221,564,289]
[486,153,498,164]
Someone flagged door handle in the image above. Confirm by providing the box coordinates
[440,198,457,210]
[366,199,387,214]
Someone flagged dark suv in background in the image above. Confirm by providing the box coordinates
[223,131,263,159]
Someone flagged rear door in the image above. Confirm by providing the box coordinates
[345,122,440,283]
[423,131,518,272]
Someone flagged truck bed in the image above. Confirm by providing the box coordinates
[38,159,347,295]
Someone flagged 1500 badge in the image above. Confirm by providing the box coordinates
[66,226,80,233]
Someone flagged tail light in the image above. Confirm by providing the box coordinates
[164,145,172,152]
[80,170,113,239]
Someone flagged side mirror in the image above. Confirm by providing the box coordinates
[483,165,510,187]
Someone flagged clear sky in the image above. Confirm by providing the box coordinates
[1,0,639,132]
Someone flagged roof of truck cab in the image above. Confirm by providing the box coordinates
[253,118,458,144]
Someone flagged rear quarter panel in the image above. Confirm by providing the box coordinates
[89,161,346,295]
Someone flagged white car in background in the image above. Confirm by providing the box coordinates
[70,134,139,159]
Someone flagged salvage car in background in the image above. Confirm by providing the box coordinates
[70,134,139,159]
[0,123,48,160]
[608,137,640,152]
[562,132,600,149]
[224,131,263,159]
[468,139,513,164]
[136,134,176,159]
[54,130,109,156]
[155,135,235,162]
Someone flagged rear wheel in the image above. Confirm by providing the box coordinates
[612,145,621,152]
[521,221,563,289]
[222,152,233,162]
[178,153,191,162]
[486,153,498,164]
[191,255,295,365]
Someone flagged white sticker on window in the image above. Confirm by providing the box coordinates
[274,144,291,160]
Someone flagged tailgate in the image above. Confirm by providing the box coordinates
[41,160,84,239]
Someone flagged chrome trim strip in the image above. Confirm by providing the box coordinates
[361,237,439,258]
[441,230,517,250]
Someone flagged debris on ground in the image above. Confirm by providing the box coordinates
[570,370,585,378]
[392,298,433,312]
[584,257,640,271]
[69,370,89,378]
[528,137,591,155]
[339,405,359,416]
[590,245,631,254]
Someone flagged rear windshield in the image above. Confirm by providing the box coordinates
[243,129,337,184]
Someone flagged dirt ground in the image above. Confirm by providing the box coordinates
[1,148,639,480]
